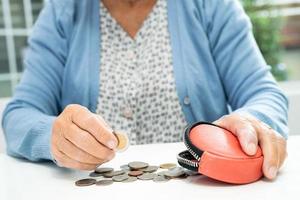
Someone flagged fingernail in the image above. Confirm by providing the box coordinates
[268,166,277,179]
[107,140,117,149]
[247,143,257,155]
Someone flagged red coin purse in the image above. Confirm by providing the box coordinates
[177,122,264,184]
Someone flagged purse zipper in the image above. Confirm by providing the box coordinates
[177,150,199,170]
[183,135,201,161]
[177,122,206,171]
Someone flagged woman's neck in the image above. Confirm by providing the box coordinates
[106,0,153,8]
[101,0,157,38]
[124,0,142,4]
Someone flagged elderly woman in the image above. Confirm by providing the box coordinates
[2,0,288,180]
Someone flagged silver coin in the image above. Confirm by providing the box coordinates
[159,163,177,169]
[128,161,149,170]
[169,167,185,172]
[120,164,130,171]
[112,174,129,182]
[138,173,156,180]
[75,178,96,187]
[89,172,103,177]
[95,167,114,174]
[184,170,200,176]
[142,166,159,173]
[103,170,126,178]
[95,179,114,186]
[164,167,186,178]
[153,175,170,183]
[156,171,167,176]
[122,176,138,183]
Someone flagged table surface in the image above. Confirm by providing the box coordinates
[1,136,299,200]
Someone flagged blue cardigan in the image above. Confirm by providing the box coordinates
[2,0,288,161]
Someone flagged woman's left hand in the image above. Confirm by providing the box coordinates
[214,113,287,180]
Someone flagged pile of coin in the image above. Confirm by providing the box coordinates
[75,161,199,187]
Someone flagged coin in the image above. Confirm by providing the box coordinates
[160,163,177,169]
[156,171,167,176]
[164,167,186,178]
[112,174,129,182]
[89,172,103,177]
[142,166,159,173]
[120,164,130,171]
[113,131,129,152]
[95,167,114,174]
[138,173,156,180]
[95,179,113,186]
[103,170,126,178]
[75,178,96,187]
[128,170,144,177]
[75,161,188,186]
[128,161,149,170]
[184,170,199,176]
[122,176,137,183]
[153,175,170,183]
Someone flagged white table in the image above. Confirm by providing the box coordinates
[0,136,299,200]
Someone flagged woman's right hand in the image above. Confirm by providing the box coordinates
[51,104,118,170]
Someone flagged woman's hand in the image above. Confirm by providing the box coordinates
[214,113,287,180]
[51,104,118,170]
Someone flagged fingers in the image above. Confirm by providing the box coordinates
[277,134,287,168]
[258,126,279,180]
[51,104,118,171]
[63,123,115,161]
[96,115,112,130]
[214,113,288,180]
[55,136,104,165]
[52,147,97,171]
[214,115,258,155]
[259,126,287,180]
[69,105,118,149]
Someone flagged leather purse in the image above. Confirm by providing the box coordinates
[177,122,264,184]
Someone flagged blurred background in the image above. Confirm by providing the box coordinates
[0,0,43,97]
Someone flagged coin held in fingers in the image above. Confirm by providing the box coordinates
[113,130,129,152]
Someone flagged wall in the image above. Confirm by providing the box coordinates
[279,81,300,136]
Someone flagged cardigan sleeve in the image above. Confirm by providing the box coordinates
[1,0,70,161]
[205,0,289,138]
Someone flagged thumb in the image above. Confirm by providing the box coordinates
[214,116,258,156]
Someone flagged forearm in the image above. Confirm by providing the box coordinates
[2,102,56,161]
